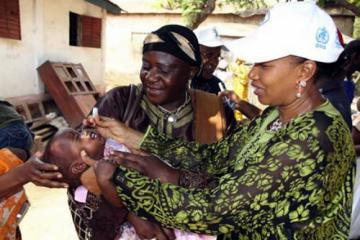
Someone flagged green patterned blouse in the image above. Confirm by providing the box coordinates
[112,101,355,240]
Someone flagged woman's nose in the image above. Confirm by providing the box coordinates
[145,69,158,82]
[248,66,258,80]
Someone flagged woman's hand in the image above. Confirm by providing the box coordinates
[82,114,123,139]
[17,152,68,188]
[218,90,241,108]
[80,167,101,196]
[94,116,127,140]
[0,152,67,198]
[128,212,175,240]
[219,90,261,120]
[83,115,144,148]
[81,151,123,207]
[108,150,180,185]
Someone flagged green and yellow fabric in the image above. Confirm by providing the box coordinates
[112,100,355,239]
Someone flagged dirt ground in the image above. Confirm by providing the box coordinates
[19,183,78,240]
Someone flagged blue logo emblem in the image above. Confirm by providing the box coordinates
[315,27,329,49]
[335,33,341,48]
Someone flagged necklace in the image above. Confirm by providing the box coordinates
[269,118,283,132]
[158,91,191,124]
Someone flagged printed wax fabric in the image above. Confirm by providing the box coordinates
[0,149,27,240]
[112,101,355,239]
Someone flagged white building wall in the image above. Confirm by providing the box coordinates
[0,0,105,98]
[41,0,105,86]
[105,14,182,88]
[0,0,39,97]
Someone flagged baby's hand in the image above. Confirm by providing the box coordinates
[80,167,101,196]
[81,150,97,166]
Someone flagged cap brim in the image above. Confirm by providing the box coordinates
[225,34,289,63]
[199,39,224,47]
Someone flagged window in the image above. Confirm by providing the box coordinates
[0,0,21,40]
[69,12,101,48]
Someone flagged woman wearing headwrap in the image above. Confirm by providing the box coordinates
[85,2,354,239]
[67,24,236,240]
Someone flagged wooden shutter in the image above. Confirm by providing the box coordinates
[0,0,21,40]
[81,15,101,48]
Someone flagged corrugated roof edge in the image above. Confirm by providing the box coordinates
[86,0,124,14]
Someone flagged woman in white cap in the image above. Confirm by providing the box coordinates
[87,2,355,239]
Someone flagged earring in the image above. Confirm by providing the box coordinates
[296,80,307,98]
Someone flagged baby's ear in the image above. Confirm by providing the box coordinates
[70,161,88,174]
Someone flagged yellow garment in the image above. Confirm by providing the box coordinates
[0,149,27,240]
[228,59,250,121]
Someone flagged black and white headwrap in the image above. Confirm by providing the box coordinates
[143,24,202,67]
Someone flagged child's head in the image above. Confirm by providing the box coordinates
[42,128,106,187]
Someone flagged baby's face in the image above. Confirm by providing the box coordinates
[78,128,106,160]
[52,128,106,175]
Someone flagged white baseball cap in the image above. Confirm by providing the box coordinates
[194,26,224,47]
[225,1,344,63]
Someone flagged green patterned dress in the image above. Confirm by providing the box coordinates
[112,101,355,240]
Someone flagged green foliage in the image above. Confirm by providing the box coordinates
[180,0,207,15]
[222,0,266,9]
[152,0,181,10]
[321,0,360,7]
[317,0,327,6]
[156,0,360,28]
[354,17,360,38]
[156,0,267,27]
[348,0,360,8]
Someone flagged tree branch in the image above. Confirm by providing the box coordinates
[185,0,216,29]
[335,0,360,16]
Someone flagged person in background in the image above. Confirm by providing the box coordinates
[0,98,66,240]
[87,2,354,239]
[315,37,358,130]
[343,40,360,104]
[0,149,66,240]
[191,26,226,95]
[0,99,33,159]
[350,98,360,240]
[0,148,67,240]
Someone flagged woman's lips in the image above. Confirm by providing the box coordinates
[145,86,163,95]
[251,84,264,96]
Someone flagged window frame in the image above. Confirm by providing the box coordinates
[0,0,21,40]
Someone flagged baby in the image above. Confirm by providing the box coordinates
[43,127,215,240]
[42,128,129,239]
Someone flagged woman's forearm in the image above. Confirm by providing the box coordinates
[118,127,144,149]
[0,166,27,198]
[98,179,124,208]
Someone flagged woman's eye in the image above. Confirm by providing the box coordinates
[159,68,169,74]
[260,63,272,69]
[141,62,151,70]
